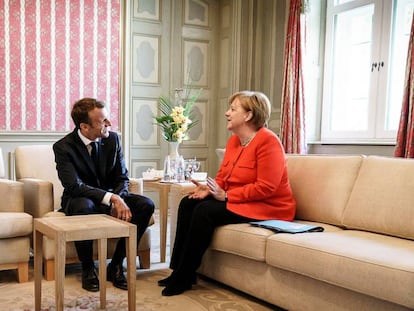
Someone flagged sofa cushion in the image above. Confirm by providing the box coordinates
[0,179,24,213]
[343,156,414,240]
[209,221,342,262]
[266,230,414,308]
[287,155,363,226]
[0,212,33,238]
[209,224,275,261]
[15,145,63,211]
[0,237,30,263]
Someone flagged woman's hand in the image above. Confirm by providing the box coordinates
[188,180,210,199]
[206,177,226,201]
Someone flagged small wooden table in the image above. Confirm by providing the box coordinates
[143,180,172,262]
[34,214,137,311]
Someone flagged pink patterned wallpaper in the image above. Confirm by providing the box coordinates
[0,0,120,132]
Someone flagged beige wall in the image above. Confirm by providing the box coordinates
[0,0,287,179]
[125,0,220,178]
[125,0,287,177]
[0,0,396,180]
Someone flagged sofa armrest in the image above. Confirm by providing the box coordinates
[0,179,24,213]
[18,178,54,218]
[129,177,143,195]
[19,176,146,219]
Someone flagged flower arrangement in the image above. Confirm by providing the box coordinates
[155,87,202,143]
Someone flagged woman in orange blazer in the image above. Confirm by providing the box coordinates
[160,91,296,296]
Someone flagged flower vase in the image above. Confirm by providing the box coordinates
[168,141,181,161]
[165,141,180,181]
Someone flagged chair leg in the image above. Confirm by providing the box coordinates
[17,262,29,283]
[138,249,150,269]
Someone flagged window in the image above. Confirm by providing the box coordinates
[320,0,414,143]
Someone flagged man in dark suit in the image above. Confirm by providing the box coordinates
[53,98,154,292]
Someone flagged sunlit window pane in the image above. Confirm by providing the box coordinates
[335,0,357,6]
[330,5,374,131]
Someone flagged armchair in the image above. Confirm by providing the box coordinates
[0,147,33,282]
[15,145,153,281]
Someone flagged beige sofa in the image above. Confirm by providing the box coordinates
[14,145,153,281]
[169,154,414,311]
[0,147,33,282]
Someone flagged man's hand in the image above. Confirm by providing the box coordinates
[110,194,132,222]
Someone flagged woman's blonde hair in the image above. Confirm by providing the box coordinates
[228,91,271,129]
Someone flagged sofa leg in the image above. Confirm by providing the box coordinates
[138,250,150,269]
[17,262,29,283]
[44,259,55,281]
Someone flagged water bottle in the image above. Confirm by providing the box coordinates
[163,155,171,181]
[176,155,185,182]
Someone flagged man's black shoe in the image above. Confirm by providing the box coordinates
[82,267,99,292]
[107,262,128,290]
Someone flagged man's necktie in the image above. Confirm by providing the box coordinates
[90,142,99,173]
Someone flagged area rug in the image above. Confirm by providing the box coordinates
[0,267,276,311]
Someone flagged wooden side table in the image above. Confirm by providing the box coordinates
[168,183,197,254]
[34,214,137,311]
[143,180,172,262]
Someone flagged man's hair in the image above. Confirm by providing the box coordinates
[71,98,106,128]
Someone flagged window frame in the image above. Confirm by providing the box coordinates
[320,0,401,143]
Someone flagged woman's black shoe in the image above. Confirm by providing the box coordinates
[158,274,197,287]
[161,281,192,296]
[158,275,172,287]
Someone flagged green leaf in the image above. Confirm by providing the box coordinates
[155,86,202,142]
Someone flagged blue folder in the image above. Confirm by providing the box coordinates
[250,219,324,233]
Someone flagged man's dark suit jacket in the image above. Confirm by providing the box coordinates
[53,129,130,210]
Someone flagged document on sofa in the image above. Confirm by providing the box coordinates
[250,220,324,233]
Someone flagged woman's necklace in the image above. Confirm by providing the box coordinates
[240,132,257,147]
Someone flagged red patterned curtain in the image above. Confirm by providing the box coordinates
[0,0,120,132]
[280,0,306,154]
[395,12,414,158]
